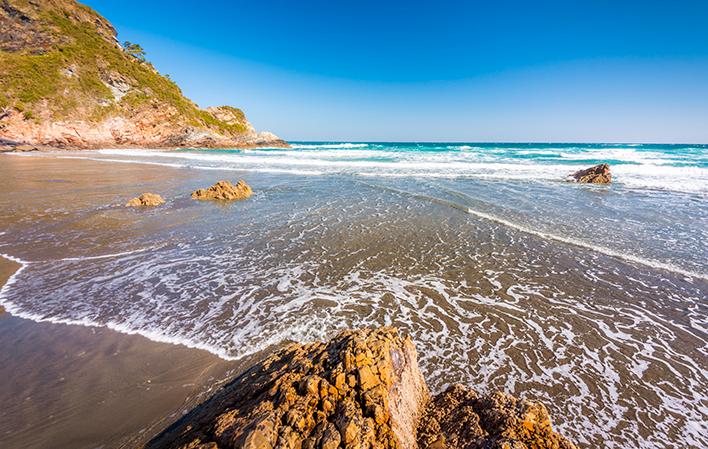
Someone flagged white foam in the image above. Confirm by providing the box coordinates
[463,206,708,280]
[289,143,368,149]
[0,252,241,360]
[364,182,708,281]
[0,253,29,300]
[57,246,159,262]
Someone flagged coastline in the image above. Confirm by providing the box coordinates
[0,141,290,153]
[0,255,244,449]
[1,149,705,449]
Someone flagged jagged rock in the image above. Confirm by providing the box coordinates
[569,163,611,184]
[125,192,165,207]
[418,384,576,449]
[146,328,429,449]
[191,180,253,201]
[146,329,578,449]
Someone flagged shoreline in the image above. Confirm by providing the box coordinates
[0,255,245,449]
[0,253,244,362]
[0,141,291,153]
[1,151,705,449]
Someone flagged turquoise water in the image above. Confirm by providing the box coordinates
[170,141,708,194]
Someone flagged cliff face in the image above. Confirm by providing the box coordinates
[0,0,287,149]
[146,328,576,449]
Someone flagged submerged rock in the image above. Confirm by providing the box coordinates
[191,180,253,201]
[570,163,611,184]
[125,193,165,207]
[418,384,576,449]
[146,328,577,449]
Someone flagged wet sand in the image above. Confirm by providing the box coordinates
[0,256,239,449]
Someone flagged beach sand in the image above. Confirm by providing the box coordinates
[0,256,241,449]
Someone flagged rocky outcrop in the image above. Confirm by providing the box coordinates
[569,164,611,184]
[192,180,253,201]
[146,328,576,449]
[146,327,429,449]
[126,193,165,207]
[0,0,287,149]
[418,385,576,449]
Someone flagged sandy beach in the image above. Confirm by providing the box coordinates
[0,156,245,448]
[0,257,244,449]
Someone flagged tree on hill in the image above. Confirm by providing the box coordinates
[123,41,146,62]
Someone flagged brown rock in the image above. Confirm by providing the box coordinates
[191,180,253,201]
[146,328,429,449]
[125,192,165,207]
[418,384,577,449]
[320,423,341,449]
[145,328,578,449]
[569,163,611,184]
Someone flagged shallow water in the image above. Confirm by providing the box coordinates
[1,143,707,448]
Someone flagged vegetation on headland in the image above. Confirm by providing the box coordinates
[0,0,248,135]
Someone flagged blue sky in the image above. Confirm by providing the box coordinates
[84,0,708,143]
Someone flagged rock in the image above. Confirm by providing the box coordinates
[418,384,577,449]
[146,328,429,449]
[569,163,611,184]
[125,193,165,207]
[191,180,253,201]
[146,328,578,449]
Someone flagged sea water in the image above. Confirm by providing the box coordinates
[0,142,706,448]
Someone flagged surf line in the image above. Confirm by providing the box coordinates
[0,251,241,361]
[0,245,161,301]
[0,253,29,302]
[362,182,708,281]
[57,245,162,262]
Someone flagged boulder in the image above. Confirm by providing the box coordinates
[146,328,429,449]
[125,193,165,207]
[145,328,578,449]
[569,163,611,184]
[191,180,253,201]
[418,384,577,449]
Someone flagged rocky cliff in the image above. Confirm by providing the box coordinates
[0,0,287,149]
[145,328,576,449]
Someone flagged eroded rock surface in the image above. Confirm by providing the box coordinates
[126,192,165,207]
[192,180,253,201]
[418,384,576,449]
[570,163,611,184]
[146,327,428,449]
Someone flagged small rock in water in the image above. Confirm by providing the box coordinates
[569,163,612,184]
[191,180,253,201]
[125,193,165,207]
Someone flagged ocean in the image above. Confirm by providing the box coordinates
[0,142,706,448]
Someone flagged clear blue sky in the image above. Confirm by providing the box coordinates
[83,0,708,143]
